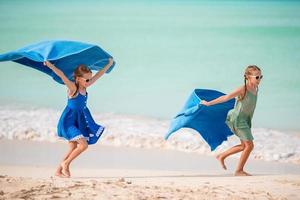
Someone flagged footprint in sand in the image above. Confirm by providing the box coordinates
[104,180,112,184]
[118,177,125,182]
[68,183,85,189]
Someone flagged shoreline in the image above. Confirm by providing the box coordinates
[1,106,300,166]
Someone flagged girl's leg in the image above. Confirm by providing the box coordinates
[61,138,88,177]
[55,141,77,177]
[235,140,254,176]
[216,141,245,170]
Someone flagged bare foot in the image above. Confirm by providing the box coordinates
[55,166,68,178]
[216,154,227,170]
[55,172,68,178]
[234,170,252,176]
[60,161,71,178]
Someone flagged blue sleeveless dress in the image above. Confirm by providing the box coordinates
[57,92,105,145]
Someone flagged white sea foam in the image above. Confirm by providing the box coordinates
[0,106,299,165]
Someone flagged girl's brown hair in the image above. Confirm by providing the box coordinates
[71,64,92,97]
[239,65,261,101]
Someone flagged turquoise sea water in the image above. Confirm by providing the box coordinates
[0,0,300,131]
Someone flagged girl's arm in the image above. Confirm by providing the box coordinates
[43,61,76,92]
[201,86,244,106]
[86,58,114,87]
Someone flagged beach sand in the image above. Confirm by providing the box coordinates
[1,139,300,200]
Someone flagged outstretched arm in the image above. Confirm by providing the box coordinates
[201,86,244,106]
[86,58,114,87]
[43,61,76,93]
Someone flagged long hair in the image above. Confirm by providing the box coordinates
[239,65,261,101]
[71,64,92,97]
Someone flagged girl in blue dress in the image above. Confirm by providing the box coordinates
[44,58,113,178]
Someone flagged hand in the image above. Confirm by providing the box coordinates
[108,58,113,66]
[201,100,210,106]
[43,60,53,68]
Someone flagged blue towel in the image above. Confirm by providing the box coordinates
[165,89,235,151]
[0,40,115,84]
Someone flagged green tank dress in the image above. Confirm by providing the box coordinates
[226,90,257,141]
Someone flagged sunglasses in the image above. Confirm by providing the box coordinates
[80,77,91,82]
[249,75,263,80]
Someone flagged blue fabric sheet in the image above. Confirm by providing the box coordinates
[165,89,236,151]
[0,40,115,84]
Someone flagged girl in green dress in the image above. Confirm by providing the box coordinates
[201,65,263,176]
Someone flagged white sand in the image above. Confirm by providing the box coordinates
[1,168,300,200]
[1,139,300,200]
